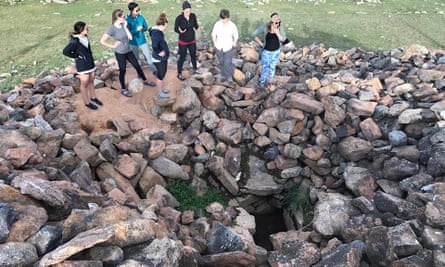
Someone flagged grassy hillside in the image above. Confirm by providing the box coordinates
[0,0,444,91]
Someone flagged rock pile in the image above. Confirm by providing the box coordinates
[0,42,445,266]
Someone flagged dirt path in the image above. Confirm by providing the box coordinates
[70,65,183,135]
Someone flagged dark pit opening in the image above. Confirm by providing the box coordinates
[253,209,287,251]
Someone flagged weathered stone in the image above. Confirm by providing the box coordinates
[347,98,377,117]
[215,119,243,145]
[359,118,382,141]
[389,223,421,258]
[282,93,324,115]
[0,242,38,267]
[338,136,373,161]
[124,237,183,266]
[366,226,395,266]
[383,157,419,180]
[11,176,65,208]
[27,225,62,256]
[207,222,247,254]
[268,241,320,267]
[313,192,353,236]
[374,191,418,220]
[138,166,167,195]
[207,156,239,196]
[313,240,364,267]
[344,166,377,199]
[39,226,114,267]
[150,156,189,180]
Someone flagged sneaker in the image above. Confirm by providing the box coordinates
[157,89,170,99]
[267,82,274,87]
[85,102,98,110]
[91,98,103,106]
[177,73,186,81]
[143,80,156,87]
[192,69,201,75]
[121,89,132,97]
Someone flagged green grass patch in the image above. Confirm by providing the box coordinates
[283,183,313,228]
[1,0,445,91]
[167,179,228,216]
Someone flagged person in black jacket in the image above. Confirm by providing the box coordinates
[174,1,200,81]
[150,13,170,99]
[63,21,103,110]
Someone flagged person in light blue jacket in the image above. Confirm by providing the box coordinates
[126,2,157,75]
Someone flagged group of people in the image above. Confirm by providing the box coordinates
[62,1,288,111]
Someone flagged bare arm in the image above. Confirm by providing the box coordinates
[122,20,133,40]
[254,36,263,47]
[100,33,121,49]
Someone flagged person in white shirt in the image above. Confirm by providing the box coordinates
[211,9,238,86]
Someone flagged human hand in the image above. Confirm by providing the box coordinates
[114,41,121,48]
[159,51,165,57]
[137,26,143,31]
[271,24,279,33]
[179,27,186,33]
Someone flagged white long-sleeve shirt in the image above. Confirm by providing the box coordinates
[211,19,238,52]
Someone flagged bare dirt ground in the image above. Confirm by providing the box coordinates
[70,65,184,135]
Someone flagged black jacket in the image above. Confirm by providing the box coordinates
[62,36,95,72]
[174,13,199,43]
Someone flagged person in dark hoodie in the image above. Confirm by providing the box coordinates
[149,13,170,99]
[63,21,103,110]
[174,0,200,81]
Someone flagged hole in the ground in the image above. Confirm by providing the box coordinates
[253,208,287,251]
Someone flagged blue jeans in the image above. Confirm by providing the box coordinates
[260,48,280,86]
[130,43,157,74]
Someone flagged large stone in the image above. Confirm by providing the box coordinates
[0,242,38,267]
[207,156,239,196]
[338,136,373,161]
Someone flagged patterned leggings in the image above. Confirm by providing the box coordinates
[260,48,280,86]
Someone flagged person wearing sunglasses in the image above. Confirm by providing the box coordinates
[100,9,155,98]
[252,12,287,91]
[126,2,157,78]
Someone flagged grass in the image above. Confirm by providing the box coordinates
[283,183,313,228]
[1,0,444,91]
[166,179,228,216]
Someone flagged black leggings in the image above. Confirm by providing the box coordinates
[115,52,147,89]
[154,61,168,80]
[177,43,197,74]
